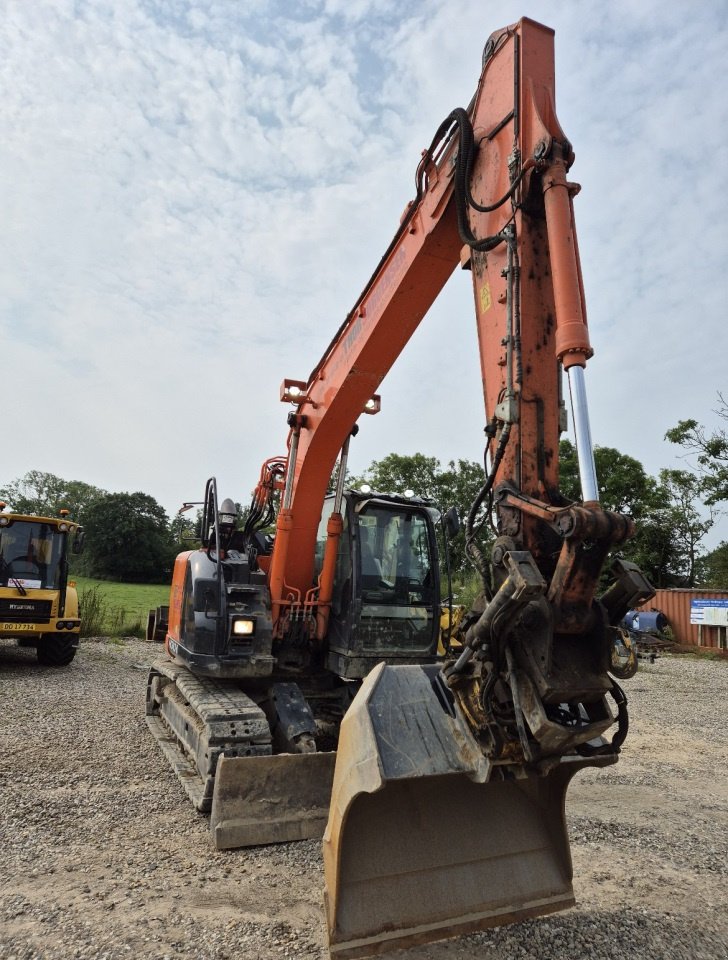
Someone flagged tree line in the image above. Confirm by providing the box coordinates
[349,397,728,591]
[1,398,726,588]
[0,473,177,582]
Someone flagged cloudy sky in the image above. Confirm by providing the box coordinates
[2,0,726,542]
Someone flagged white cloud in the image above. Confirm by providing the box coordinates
[0,0,726,547]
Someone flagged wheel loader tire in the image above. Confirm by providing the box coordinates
[37,634,77,667]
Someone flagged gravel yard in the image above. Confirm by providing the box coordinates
[1,638,726,960]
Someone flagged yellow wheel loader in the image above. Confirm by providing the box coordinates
[0,503,85,666]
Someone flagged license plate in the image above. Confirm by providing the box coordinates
[1,622,36,631]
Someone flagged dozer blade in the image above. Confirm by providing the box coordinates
[210,752,336,850]
[323,663,601,959]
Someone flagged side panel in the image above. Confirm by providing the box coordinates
[165,550,275,678]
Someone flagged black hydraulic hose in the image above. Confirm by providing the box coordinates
[609,679,630,752]
[505,646,534,762]
[308,101,522,385]
[440,515,454,656]
[465,422,512,576]
[449,108,510,253]
[577,679,629,757]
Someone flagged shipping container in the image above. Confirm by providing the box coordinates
[637,589,728,652]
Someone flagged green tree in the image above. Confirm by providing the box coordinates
[558,440,656,517]
[696,541,728,588]
[83,492,175,582]
[654,469,714,586]
[628,516,683,590]
[559,441,715,588]
[349,453,486,575]
[666,394,728,505]
[0,470,106,522]
[350,453,443,499]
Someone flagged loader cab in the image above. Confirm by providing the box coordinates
[0,516,70,591]
[317,490,441,679]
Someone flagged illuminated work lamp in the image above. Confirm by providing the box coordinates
[363,395,381,415]
[280,379,308,404]
[232,618,256,637]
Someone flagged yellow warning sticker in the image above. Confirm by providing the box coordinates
[479,282,492,312]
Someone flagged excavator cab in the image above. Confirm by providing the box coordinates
[320,491,442,679]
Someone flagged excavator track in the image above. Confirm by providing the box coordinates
[145,659,272,812]
[145,659,337,848]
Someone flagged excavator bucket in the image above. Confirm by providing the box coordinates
[211,752,336,850]
[323,663,600,959]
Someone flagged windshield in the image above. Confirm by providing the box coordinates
[0,520,66,590]
[356,505,436,653]
[358,506,433,599]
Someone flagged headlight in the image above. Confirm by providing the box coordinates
[232,618,255,636]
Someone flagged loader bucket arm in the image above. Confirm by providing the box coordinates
[323,664,614,959]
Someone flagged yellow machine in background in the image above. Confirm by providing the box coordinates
[0,503,85,665]
[438,602,466,656]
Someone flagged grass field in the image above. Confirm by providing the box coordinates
[72,576,170,637]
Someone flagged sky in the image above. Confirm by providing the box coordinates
[1,0,726,544]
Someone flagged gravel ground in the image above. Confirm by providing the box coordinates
[1,638,726,960]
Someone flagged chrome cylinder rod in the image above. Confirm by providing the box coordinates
[333,435,351,515]
[282,428,301,510]
[566,364,599,503]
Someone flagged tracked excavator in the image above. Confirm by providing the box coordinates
[146,17,654,959]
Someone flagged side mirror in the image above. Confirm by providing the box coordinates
[72,530,86,555]
[444,506,460,539]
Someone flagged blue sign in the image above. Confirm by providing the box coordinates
[691,598,728,624]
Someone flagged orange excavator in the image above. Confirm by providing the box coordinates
[146,17,654,958]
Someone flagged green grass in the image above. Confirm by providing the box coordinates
[71,576,170,638]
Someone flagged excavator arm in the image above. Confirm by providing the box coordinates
[267,18,632,640]
[315,18,654,958]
